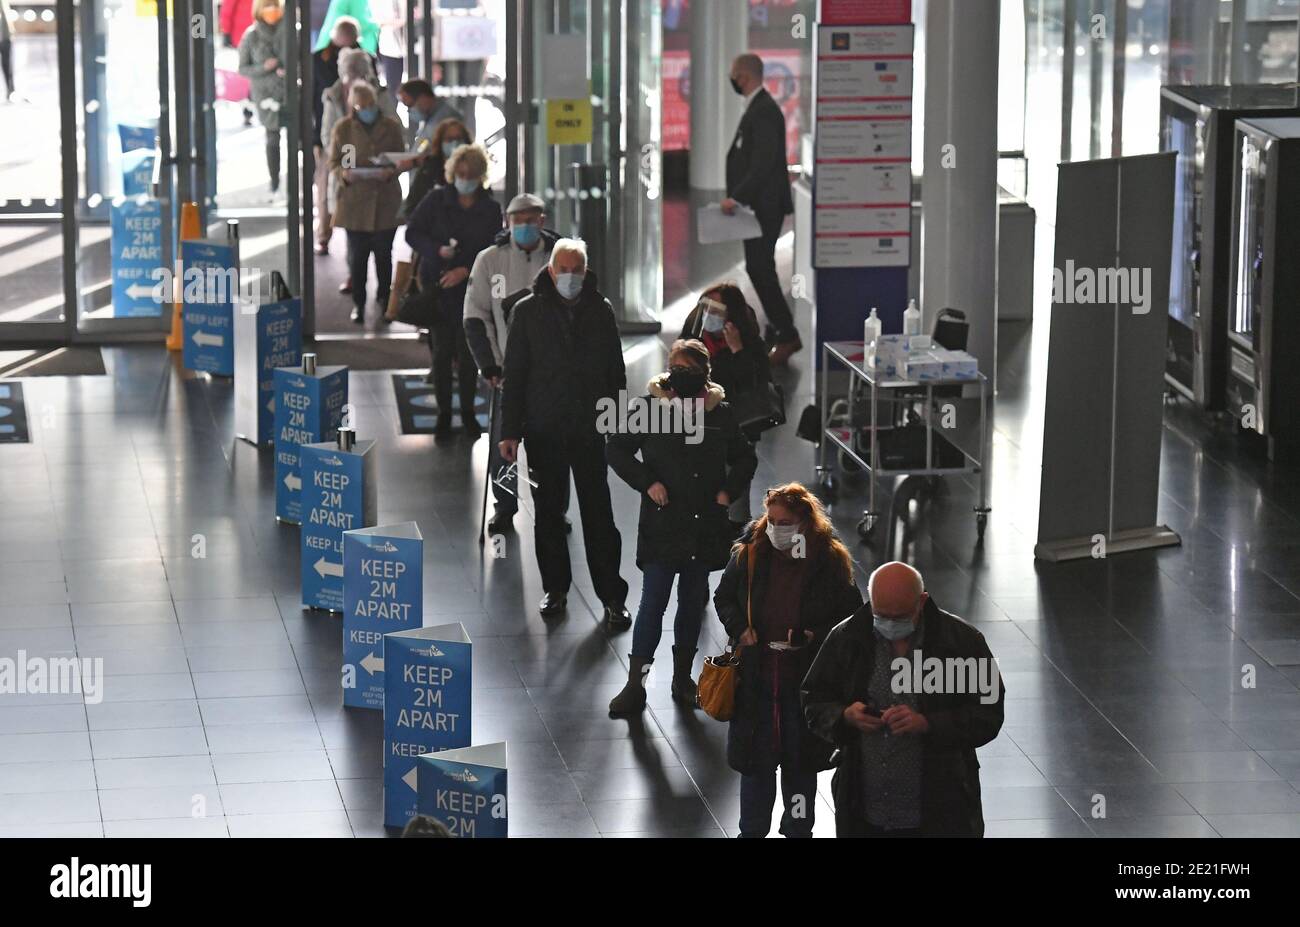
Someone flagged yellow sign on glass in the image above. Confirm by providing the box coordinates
[547,99,593,146]
[136,0,175,16]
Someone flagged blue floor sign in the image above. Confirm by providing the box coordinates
[181,239,238,375]
[300,438,377,612]
[342,523,423,709]
[273,363,348,524]
[110,197,164,319]
[383,624,472,828]
[417,743,508,838]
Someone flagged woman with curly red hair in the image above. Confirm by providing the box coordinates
[713,482,862,837]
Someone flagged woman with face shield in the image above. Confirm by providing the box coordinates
[680,284,773,529]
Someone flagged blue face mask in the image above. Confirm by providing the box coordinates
[873,616,915,641]
[701,311,726,334]
[356,106,379,125]
[454,177,479,196]
[511,222,541,248]
[443,140,464,160]
[554,272,583,300]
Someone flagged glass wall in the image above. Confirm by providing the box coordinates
[0,2,66,335]
[1017,0,1300,217]
[525,0,662,327]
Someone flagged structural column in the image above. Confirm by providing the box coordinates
[921,0,1000,386]
[688,0,748,192]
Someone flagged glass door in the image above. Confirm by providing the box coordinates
[523,0,660,330]
[0,0,73,346]
[70,0,173,337]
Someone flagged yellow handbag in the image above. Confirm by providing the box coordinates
[698,543,755,722]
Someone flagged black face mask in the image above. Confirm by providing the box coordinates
[730,77,744,96]
[668,368,707,398]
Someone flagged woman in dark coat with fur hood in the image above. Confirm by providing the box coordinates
[713,482,862,837]
[606,339,758,716]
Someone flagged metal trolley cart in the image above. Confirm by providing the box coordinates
[815,341,992,541]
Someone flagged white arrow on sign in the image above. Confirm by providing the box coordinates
[192,331,225,348]
[314,557,344,578]
[266,397,275,414]
[402,767,418,792]
[283,472,301,492]
[126,283,158,300]
[360,652,384,675]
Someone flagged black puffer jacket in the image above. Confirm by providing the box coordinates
[713,532,863,775]
[500,268,626,441]
[606,377,758,570]
[801,598,1006,837]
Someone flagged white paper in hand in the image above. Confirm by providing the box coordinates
[697,203,763,244]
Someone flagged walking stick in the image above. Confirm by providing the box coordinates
[478,386,499,545]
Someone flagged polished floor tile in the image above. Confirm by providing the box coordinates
[5,276,1300,840]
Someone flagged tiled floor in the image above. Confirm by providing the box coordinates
[4,264,1300,838]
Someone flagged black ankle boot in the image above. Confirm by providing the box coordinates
[671,646,698,706]
[609,656,652,716]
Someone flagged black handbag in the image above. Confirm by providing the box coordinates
[730,381,786,434]
[394,262,439,329]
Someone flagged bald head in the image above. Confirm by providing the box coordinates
[868,562,926,621]
[729,54,765,95]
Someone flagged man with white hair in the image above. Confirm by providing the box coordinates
[465,193,561,534]
[802,561,1005,837]
[498,239,631,627]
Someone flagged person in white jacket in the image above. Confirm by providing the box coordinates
[464,193,560,534]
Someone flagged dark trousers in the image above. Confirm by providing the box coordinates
[346,228,397,313]
[486,388,517,515]
[430,298,478,425]
[0,39,13,96]
[743,213,795,342]
[629,561,711,660]
[265,128,282,191]
[738,663,817,838]
[487,396,568,517]
[836,815,923,838]
[525,431,628,607]
[379,54,404,94]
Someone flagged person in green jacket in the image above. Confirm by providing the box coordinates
[315,0,380,54]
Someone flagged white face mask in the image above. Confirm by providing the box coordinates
[554,271,583,300]
[766,521,802,551]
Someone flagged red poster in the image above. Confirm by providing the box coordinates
[819,0,912,25]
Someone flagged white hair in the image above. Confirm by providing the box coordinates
[339,47,373,82]
[550,238,588,270]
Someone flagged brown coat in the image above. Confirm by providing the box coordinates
[328,114,405,232]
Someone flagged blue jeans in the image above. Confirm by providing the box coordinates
[738,663,817,838]
[629,561,711,661]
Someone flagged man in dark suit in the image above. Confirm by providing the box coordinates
[722,54,800,366]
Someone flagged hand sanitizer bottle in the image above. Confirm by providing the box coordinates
[863,308,882,347]
[903,299,922,337]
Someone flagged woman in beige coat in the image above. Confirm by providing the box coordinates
[329,82,405,325]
